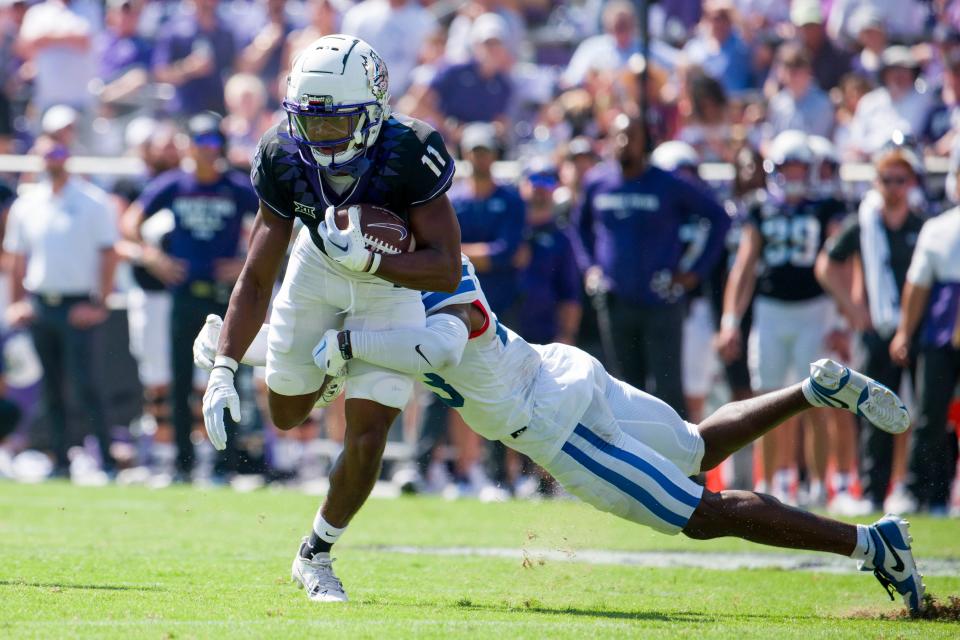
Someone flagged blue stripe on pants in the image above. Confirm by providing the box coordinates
[560,440,690,529]
[573,424,701,508]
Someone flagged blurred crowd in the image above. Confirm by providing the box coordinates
[0,0,959,517]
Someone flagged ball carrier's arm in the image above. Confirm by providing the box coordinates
[372,195,462,293]
[218,203,294,361]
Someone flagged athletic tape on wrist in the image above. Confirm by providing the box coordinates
[213,355,239,373]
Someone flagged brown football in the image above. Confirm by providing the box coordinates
[334,203,413,255]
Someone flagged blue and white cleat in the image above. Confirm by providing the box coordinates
[805,359,910,434]
[859,514,926,615]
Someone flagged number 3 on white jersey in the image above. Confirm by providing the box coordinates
[421,145,447,177]
[423,372,464,407]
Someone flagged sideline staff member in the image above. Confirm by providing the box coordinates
[4,136,119,475]
[126,113,257,479]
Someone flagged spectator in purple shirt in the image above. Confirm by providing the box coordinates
[448,122,526,318]
[95,0,153,116]
[573,113,730,416]
[682,0,753,94]
[236,0,293,102]
[516,162,582,346]
[423,12,514,148]
[791,0,852,93]
[153,0,238,116]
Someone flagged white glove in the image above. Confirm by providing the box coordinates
[193,314,222,371]
[318,205,380,273]
[312,328,347,376]
[202,356,241,451]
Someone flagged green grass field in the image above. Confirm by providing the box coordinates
[2,482,959,639]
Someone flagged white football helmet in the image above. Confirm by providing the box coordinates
[650,141,699,173]
[765,130,812,200]
[283,35,391,169]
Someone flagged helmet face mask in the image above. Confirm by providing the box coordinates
[775,160,810,199]
[814,160,841,198]
[283,35,391,170]
[765,130,813,201]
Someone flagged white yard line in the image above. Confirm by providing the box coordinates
[360,545,960,577]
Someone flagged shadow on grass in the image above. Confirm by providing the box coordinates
[495,604,711,623]
[0,579,163,592]
[358,597,780,624]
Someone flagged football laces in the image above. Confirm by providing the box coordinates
[362,233,400,255]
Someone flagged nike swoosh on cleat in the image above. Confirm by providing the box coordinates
[876,528,906,573]
[811,386,848,409]
[415,344,432,366]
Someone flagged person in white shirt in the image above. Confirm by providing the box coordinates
[847,46,932,159]
[340,0,437,95]
[16,0,96,116]
[827,0,927,47]
[3,136,119,476]
[561,0,677,89]
[890,189,960,515]
[764,43,835,141]
[444,0,526,65]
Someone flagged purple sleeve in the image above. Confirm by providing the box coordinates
[428,65,450,97]
[485,192,526,270]
[136,173,175,217]
[568,183,596,272]
[679,176,731,281]
[555,233,582,303]
[151,29,174,69]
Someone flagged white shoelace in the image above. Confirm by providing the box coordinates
[301,555,343,595]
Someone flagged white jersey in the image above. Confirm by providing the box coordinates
[419,257,542,442]
[418,257,706,534]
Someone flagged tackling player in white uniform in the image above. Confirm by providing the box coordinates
[195,256,926,615]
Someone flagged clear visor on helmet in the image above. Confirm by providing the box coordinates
[291,112,360,148]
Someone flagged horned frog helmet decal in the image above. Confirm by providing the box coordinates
[362,50,390,103]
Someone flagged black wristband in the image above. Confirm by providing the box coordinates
[338,330,353,360]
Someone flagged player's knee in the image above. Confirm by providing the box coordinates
[682,490,726,540]
[268,391,316,430]
[697,447,723,472]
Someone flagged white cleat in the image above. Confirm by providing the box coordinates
[806,359,910,434]
[291,538,348,602]
[860,514,926,616]
[827,491,874,517]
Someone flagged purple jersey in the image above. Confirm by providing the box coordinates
[152,15,237,115]
[251,115,455,259]
[519,222,581,344]
[136,169,258,290]
[573,162,729,305]
[429,61,513,124]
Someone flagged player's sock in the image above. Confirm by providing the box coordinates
[833,472,854,495]
[302,512,346,558]
[849,524,874,563]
